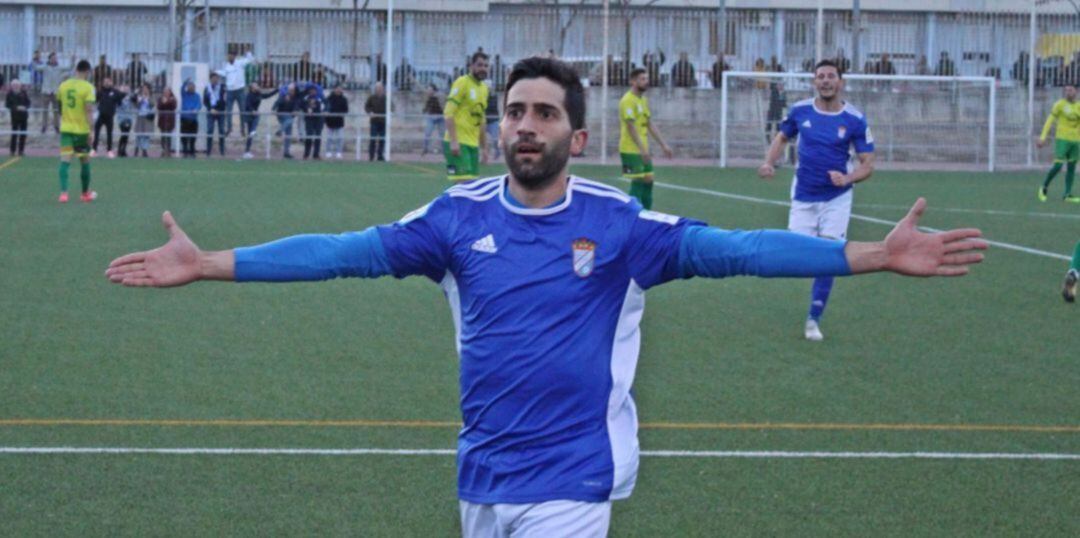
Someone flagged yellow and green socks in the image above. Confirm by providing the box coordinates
[1043,163,1063,190]
[80,162,91,193]
[628,180,654,210]
[1065,162,1075,196]
[59,161,70,192]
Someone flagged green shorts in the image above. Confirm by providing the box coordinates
[620,152,654,180]
[1054,139,1080,163]
[60,132,90,156]
[444,142,480,181]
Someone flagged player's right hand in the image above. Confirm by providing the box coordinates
[758,162,775,179]
[1036,138,1045,148]
[641,152,651,165]
[105,211,202,287]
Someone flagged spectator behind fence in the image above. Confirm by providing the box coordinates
[116,87,135,158]
[364,82,388,161]
[671,51,696,88]
[325,84,348,159]
[302,85,324,160]
[5,80,30,156]
[394,58,417,91]
[93,77,126,158]
[710,54,730,89]
[371,54,387,85]
[219,49,253,137]
[180,80,201,158]
[135,83,154,158]
[273,83,300,159]
[294,52,314,83]
[916,55,931,75]
[157,87,177,158]
[834,49,852,74]
[203,73,227,156]
[242,82,279,159]
[769,55,784,73]
[126,53,148,89]
[34,52,71,134]
[421,83,444,155]
[877,53,896,75]
[935,51,956,77]
[93,55,111,92]
[28,51,44,93]
[643,50,665,87]
[1012,51,1031,84]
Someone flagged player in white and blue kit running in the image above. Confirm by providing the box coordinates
[106,58,986,537]
[759,59,876,342]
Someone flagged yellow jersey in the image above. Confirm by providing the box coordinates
[618,91,650,155]
[1041,98,1080,142]
[444,74,489,147]
[58,78,96,135]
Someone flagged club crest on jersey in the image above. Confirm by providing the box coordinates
[572,238,597,278]
[837,126,847,139]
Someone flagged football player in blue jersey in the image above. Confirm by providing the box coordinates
[758,59,876,342]
[107,57,986,537]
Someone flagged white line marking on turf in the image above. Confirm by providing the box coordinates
[629,179,1072,261]
[855,203,1080,221]
[1,447,1077,460]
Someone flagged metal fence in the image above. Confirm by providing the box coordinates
[1,2,1079,168]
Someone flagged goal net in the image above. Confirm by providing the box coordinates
[720,71,997,171]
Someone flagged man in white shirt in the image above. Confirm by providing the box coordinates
[217,50,253,136]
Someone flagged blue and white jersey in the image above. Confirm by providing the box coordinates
[779,99,874,203]
[376,175,703,504]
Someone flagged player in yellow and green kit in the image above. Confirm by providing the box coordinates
[444,52,490,182]
[57,60,97,203]
[1037,84,1080,203]
[619,68,672,210]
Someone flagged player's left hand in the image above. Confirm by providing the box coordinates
[662,145,673,159]
[828,170,849,187]
[883,198,988,277]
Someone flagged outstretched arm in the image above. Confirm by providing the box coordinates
[758,132,788,179]
[680,198,986,279]
[105,211,392,287]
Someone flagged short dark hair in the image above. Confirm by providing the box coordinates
[629,68,647,80]
[76,60,91,73]
[814,59,842,78]
[505,56,585,130]
[471,51,489,65]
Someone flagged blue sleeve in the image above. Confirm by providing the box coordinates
[853,117,875,154]
[779,107,799,139]
[234,227,392,282]
[625,207,707,289]
[677,226,852,279]
[375,195,454,282]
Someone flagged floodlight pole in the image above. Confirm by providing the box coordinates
[385,0,394,161]
[601,0,609,165]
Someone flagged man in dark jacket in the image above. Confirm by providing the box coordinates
[364,82,388,161]
[93,77,127,158]
[203,73,227,156]
[324,85,348,159]
[241,81,279,159]
[273,83,300,159]
[302,85,324,160]
[4,80,30,156]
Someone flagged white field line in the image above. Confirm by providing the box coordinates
[854,203,1080,221]
[627,179,1072,262]
[0,447,1077,460]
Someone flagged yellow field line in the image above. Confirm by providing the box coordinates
[0,156,22,172]
[394,161,440,176]
[1,418,1076,433]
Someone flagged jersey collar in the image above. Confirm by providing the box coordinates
[499,176,575,216]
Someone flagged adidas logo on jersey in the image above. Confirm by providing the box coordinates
[802,119,812,128]
[471,234,498,253]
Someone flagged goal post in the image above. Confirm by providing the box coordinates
[720,71,998,172]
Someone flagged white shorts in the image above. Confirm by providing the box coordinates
[788,184,853,240]
[459,499,611,538]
